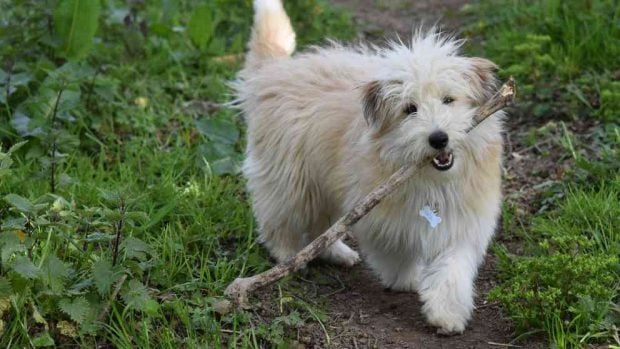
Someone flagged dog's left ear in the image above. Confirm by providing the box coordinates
[465,57,499,105]
[362,80,389,128]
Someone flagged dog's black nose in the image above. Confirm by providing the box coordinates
[428,130,449,149]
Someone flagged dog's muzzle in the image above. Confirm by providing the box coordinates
[432,151,454,171]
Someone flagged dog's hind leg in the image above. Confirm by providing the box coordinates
[258,226,308,263]
[319,239,360,267]
[246,174,312,263]
[247,162,356,265]
[301,212,359,267]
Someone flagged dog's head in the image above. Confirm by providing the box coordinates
[361,32,500,177]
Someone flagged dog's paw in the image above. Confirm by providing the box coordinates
[425,311,466,336]
[320,240,360,267]
[436,325,465,336]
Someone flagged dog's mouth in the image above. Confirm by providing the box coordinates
[431,151,454,171]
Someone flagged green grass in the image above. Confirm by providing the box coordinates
[465,0,620,121]
[491,179,619,346]
[0,0,353,347]
[467,0,620,347]
[470,0,619,77]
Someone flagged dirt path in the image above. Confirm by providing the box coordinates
[331,0,469,41]
[289,255,527,348]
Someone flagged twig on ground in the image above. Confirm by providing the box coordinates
[222,77,516,310]
[487,342,522,348]
[477,301,500,309]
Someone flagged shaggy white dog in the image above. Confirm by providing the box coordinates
[233,0,504,334]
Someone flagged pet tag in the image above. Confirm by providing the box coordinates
[419,205,442,229]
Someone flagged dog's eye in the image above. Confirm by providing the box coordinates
[442,96,455,105]
[403,103,417,116]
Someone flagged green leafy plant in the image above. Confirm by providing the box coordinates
[0,0,355,347]
[0,141,26,177]
[54,0,102,60]
[468,1,619,347]
[466,0,620,121]
[491,154,620,346]
[187,4,218,51]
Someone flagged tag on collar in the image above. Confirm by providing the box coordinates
[419,205,442,229]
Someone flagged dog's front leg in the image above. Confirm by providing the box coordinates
[416,245,481,335]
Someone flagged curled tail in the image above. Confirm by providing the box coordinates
[247,0,296,68]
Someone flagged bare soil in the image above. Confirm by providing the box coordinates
[247,1,564,347]
[330,0,470,41]
[293,255,538,348]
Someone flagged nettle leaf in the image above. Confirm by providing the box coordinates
[66,278,93,296]
[98,189,121,205]
[9,66,87,139]
[121,237,153,261]
[92,258,120,296]
[198,141,238,162]
[121,279,159,315]
[0,277,12,297]
[0,139,25,175]
[187,4,217,50]
[195,116,239,145]
[54,0,101,60]
[125,211,148,225]
[9,73,33,88]
[0,231,26,264]
[20,80,81,125]
[0,70,32,104]
[0,230,22,246]
[7,141,28,154]
[11,111,45,137]
[274,310,305,328]
[12,256,40,279]
[84,232,115,243]
[197,141,241,175]
[101,208,122,221]
[1,89,8,105]
[210,157,240,176]
[41,255,71,293]
[58,297,90,324]
[47,62,95,83]
[4,194,34,213]
[206,37,227,55]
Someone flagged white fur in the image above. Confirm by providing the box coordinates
[233,1,504,334]
[247,0,296,68]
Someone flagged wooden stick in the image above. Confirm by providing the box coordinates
[223,77,516,309]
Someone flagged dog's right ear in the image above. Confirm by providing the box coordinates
[465,57,499,105]
[362,80,389,128]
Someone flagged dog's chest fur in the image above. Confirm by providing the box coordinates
[342,151,502,262]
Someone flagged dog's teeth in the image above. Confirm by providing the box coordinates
[432,153,453,169]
